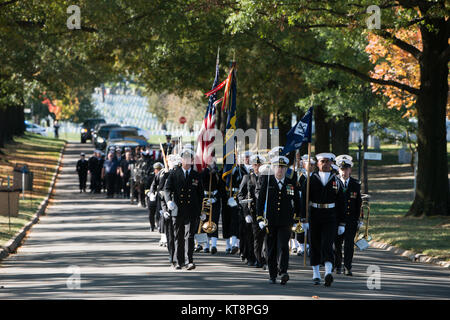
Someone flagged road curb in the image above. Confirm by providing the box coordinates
[0,142,66,261]
[369,240,450,269]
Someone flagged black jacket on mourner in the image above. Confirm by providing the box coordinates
[256,175,301,227]
[164,166,204,220]
[300,171,346,225]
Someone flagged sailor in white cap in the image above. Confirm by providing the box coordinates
[334,155,361,276]
[76,152,88,193]
[147,162,164,232]
[240,150,254,173]
[164,148,204,270]
[300,152,345,287]
[256,155,301,285]
[150,156,174,264]
[267,146,284,161]
[183,143,194,150]
[238,154,267,268]
[294,154,316,256]
[198,157,223,254]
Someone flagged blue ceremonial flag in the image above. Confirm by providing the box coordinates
[282,107,313,155]
[222,63,237,188]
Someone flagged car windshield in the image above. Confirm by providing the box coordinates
[109,130,138,139]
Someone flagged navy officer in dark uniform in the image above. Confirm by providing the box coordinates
[300,153,345,287]
[334,155,362,276]
[238,154,266,267]
[164,148,204,270]
[256,155,301,285]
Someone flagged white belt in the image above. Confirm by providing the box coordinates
[310,202,335,209]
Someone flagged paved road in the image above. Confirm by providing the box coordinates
[0,143,449,299]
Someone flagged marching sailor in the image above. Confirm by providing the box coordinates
[256,156,301,285]
[238,154,266,267]
[164,149,204,270]
[199,158,224,254]
[156,155,179,265]
[334,155,362,276]
[147,162,164,232]
[221,163,246,255]
[295,154,316,256]
[301,153,345,287]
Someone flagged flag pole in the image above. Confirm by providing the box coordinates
[303,142,312,266]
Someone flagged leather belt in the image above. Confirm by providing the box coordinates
[310,202,335,209]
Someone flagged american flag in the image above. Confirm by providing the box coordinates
[195,52,220,171]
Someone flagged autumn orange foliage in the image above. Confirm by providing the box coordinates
[365,27,422,118]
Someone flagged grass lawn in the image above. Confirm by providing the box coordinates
[0,132,66,247]
[348,142,450,261]
[369,202,450,261]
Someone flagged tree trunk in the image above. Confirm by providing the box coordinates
[277,109,291,147]
[361,110,369,194]
[256,111,270,150]
[330,116,351,155]
[314,104,330,153]
[407,20,449,217]
[247,107,256,130]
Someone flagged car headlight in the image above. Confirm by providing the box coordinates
[81,128,87,133]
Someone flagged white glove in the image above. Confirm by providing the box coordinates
[358,221,364,229]
[338,225,345,235]
[245,215,253,224]
[149,192,156,202]
[227,197,238,207]
[301,223,309,233]
[258,221,266,230]
[163,211,171,219]
[200,213,207,221]
[167,201,176,211]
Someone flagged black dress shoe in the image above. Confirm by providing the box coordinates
[269,278,276,284]
[324,273,334,287]
[186,263,196,270]
[262,264,268,271]
[203,248,210,253]
[175,264,182,270]
[194,245,203,253]
[280,273,290,285]
[313,278,321,285]
[231,246,239,254]
[211,247,217,255]
[345,268,353,276]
